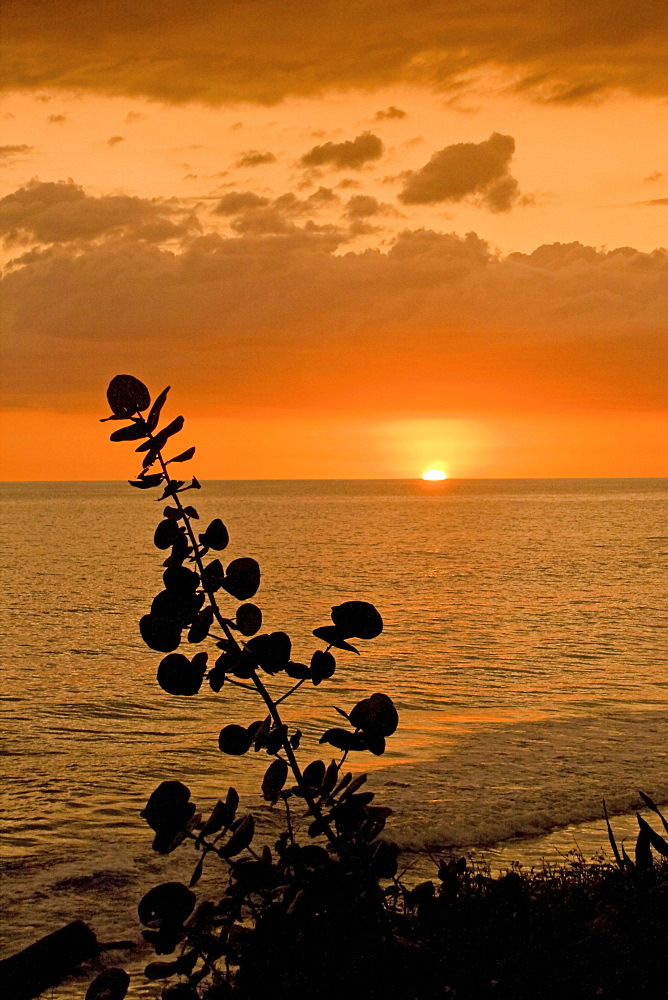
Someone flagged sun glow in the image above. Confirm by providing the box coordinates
[422,469,447,481]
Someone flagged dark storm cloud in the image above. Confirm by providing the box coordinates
[399,133,520,212]
[1,1,666,103]
[300,133,383,170]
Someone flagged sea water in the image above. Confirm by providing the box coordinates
[1,479,667,994]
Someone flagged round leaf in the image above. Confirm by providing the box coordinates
[141,780,194,833]
[154,520,181,550]
[311,649,336,685]
[139,614,182,653]
[349,692,399,737]
[331,600,383,639]
[236,602,262,636]
[218,724,253,755]
[138,882,196,928]
[245,631,291,674]
[157,653,205,696]
[223,557,261,600]
[85,969,130,1000]
[201,518,229,550]
[107,374,150,417]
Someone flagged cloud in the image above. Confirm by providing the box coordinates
[345,195,382,218]
[637,198,668,206]
[0,144,34,161]
[301,133,383,171]
[374,106,407,121]
[644,171,665,183]
[236,150,277,167]
[214,191,270,214]
[214,186,340,234]
[124,111,147,124]
[399,133,521,212]
[47,113,67,123]
[106,135,125,147]
[2,201,665,420]
[1,2,666,104]
[0,179,197,245]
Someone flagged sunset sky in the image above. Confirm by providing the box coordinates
[1,1,666,479]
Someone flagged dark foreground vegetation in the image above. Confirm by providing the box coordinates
[81,376,668,1000]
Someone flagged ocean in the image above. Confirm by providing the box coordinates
[1,478,667,995]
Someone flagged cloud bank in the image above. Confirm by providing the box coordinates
[3,1,666,104]
[2,183,665,419]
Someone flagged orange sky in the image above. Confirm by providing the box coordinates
[1,1,667,478]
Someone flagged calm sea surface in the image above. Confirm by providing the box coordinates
[1,479,667,993]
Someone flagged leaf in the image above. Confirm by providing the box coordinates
[226,787,239,823]
[285,661,310,679]
[85,969,130,1000]
[218,724,253,756]
[637,813,668,856]
[144,960,182,981]
[107,374,150,417]
[202,559,225,592]
[200,518,229,550]
[289,730,302,749]
[262,758,289,804]
[223,557,261,600]
[183,505,199,518]
[312,625,359,654]
[163,566,200,593]
[252,715,272,752]
[639,790,668,835]
[140,780,193,833]
[236,602,262,636]
[311,649,336,685]
[302,759,326,791]
[265,724,288,756]
[199,800,230,840]
[129,475,163,489]
[110,421,147,442]
[245,631,291,674]
[139,614,181,653]
[154,519,182,550]
[168,446,196,464]
[340,773,368,798]
[146,386,170,433]
[188,855,205,888]
[157,653,205,696]
[635,822,653,869]
[221,814,255,858]
[331,600,383,639]
[319,728,367,752]
[137,416,184,453]
[349,693,399,737]
[603,799,624,870]
[321,760,339,798]
[187,606,214,643]
[138,882,196,927]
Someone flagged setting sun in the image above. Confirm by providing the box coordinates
[422,469,447,481]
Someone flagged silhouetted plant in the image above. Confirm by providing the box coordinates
[93,374,403,1000]
[89,374,668,1000]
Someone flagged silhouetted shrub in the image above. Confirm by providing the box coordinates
[90,374,668,1000]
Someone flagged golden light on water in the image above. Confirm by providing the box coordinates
[422,469,447,481]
